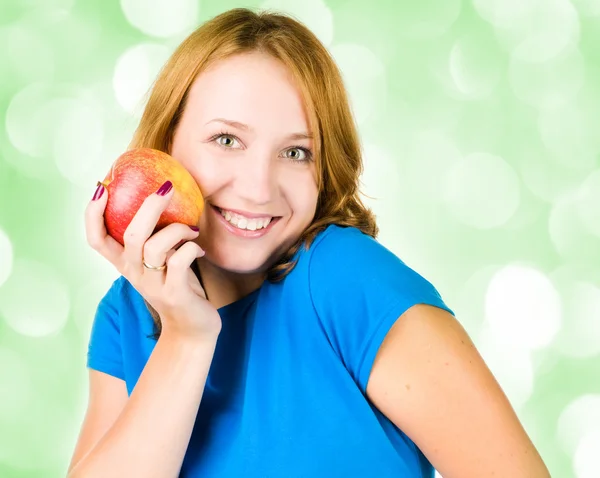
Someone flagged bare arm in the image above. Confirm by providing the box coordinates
[68,331,218,478]
[366,304,551,478]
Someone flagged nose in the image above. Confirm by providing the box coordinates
[234,153,277,206]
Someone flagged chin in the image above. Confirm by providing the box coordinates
[206,249,278,275]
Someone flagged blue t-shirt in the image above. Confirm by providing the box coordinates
[87,224,455,477]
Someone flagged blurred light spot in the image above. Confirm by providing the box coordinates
[330,43,386,125]
[0,228,13,288]
[452,97,508,154]
[538,95,600,172]
[441,152,520,229]
[575,170,600,238]
[448,27,504,99]
[360,142,402,205]
[549,191,600,263]
[485,264,562,350]
[503,0,580,63]
[4,82,89,179]
[19,0,75,17]
[120,0,198,38]
[571,0,600,16]
[47,12,102,70]
[478,323,534,411]
[520,150,588,203]
[405,131,463,201]
[0,347,32,423]
[574,429,600,478]
[0,398,76,470]
[5,83,49,156]
[359,141,408,245]
[0,331,80,469]
[260,0,334,46]
[112,43,171,117]
[456,265,501,340]
[4,23,55,84]
[0,258,70,337]
[473,0,541,28]
[509,47,584,110]
[553,280,600,358]
[385,0,461,39]
[557,395,600,456]
[53,97,105,186]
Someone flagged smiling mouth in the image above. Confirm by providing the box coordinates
[212,205,282,231]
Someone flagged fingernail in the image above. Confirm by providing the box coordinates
[92,181,105,201]
[189,225,199,232]
[157,180,173,196]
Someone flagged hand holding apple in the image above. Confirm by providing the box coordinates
[99,148,205,246]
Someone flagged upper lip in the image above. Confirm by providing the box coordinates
[214,205,279,219]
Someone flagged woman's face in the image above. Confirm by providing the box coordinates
[170,51,319,275]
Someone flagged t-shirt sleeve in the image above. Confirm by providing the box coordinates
[308,226,455,395]
[86,277,126,381]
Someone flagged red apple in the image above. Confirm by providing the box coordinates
[100,148,205,246]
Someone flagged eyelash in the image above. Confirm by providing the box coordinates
[208,130,313,163]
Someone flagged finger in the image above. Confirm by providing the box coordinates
[85,182,124,269]
[142,224,199,284]
[143,223,199,269]
[164,241,205,294]
[122,180,174,271]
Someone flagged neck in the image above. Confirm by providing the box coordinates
[194,258,265,310]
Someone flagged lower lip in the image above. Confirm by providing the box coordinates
[211,205,280,238]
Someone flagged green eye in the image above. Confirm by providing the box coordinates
[216,135,237,147]
[285,147,313,163]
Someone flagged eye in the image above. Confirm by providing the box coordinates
[209,130,313,163]
[213,133,240,149]
[284,147,312,163]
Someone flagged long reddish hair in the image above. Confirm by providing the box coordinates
[128,8,379,337]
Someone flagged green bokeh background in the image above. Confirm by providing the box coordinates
[1,0,600,477]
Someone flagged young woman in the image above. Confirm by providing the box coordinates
[68,8,550,478]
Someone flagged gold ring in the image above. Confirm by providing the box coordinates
[143,260,167,271]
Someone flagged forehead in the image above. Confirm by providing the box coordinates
[184,52,311,135]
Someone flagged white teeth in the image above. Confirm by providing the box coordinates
[219,208,273,231]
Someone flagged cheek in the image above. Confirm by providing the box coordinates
[290,176,319,214]
[188,159,225,195]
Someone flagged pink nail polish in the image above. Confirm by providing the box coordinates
[157,180,173,196]
[92,182,105,201]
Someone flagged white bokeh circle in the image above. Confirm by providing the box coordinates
[557,394,600,456]
[120,0,199,38]
[0,258,70,337]
[484,264,562,350]
[441,152,521,229]
[0,228,13,288]
[330,43,387,126]
[112,43,172,117]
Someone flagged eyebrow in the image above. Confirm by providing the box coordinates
[205,118,313,141]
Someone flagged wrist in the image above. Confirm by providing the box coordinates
[159,328,220,350]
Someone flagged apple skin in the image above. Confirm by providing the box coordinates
[100,148,205,246]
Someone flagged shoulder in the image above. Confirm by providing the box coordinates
[307,224,395,274]
[97,275,146,318]
[308,224,407,272]
[102,275,135,303]
[307,224,445,305]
